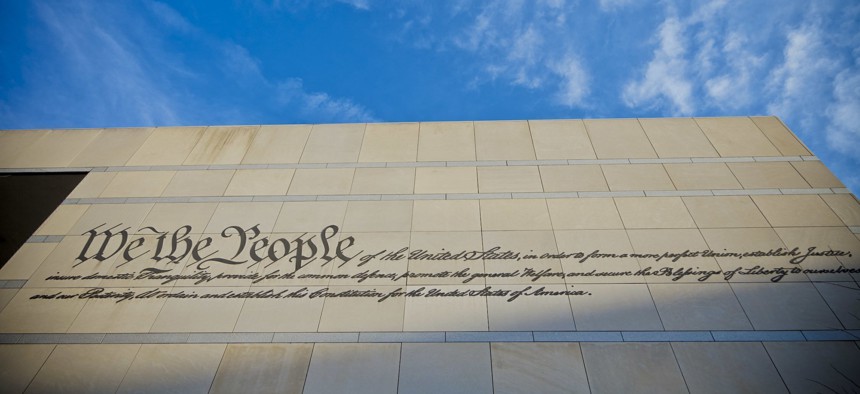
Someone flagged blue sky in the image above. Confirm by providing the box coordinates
[1,1,858,191]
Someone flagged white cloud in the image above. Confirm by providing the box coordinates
[551,55,589,107]
[824,69,860,159]
[277,79,376,122]
[598,0,642,12]
[622,16,694,115]
[335,0,370,10]
[766,24,839,116]
[447,1,590,107]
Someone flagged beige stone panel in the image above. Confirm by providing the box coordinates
[350,167,415,194]
[487,284,575,331]
[288,168,354,195]
[474,120,536,160]
[615,197,695,229]
[752,195,843,227]
[555,230,643,284]
[602,164,674,191]
[34,205,89,235]
[252,233,339,287]
[317,285,405,331]
[0,243,57,280]
[0,129,48,167]
[224,169,294,196]
[67,172,116,198]
[27,344,139,394]
[491,343,589,394]
[417,121,476,161]
[751,116,811,155]
[211,344,312,394]
[399,343,493,394]
[539,165,608,192]
[822,194,860,226]
[398,343,493,394]
[650,283,752,330]
[480,199,552,231]
[584,118,657,159]
[0,290,15,312]
[242,124,311,164]
[118,344,225,394]
[696,117,780,157]
[732,282,841,329]
[569,284,663,330]
[728,162,810,189]
[0,344,55,394]
[814,282,860,329]
[358,122,419,162]
[126,127,205,166]
[176,233,263,287]
[664,162,741,190]
[774,227,860,281]
[477,166,543,193]
[139,203,218,233]
[304,343,400,394]
[792,161,845,188]
[403,284,488,331]
[673,342,787,394]
[10,129,100,168]
[529,119,596,160]
[183,126,258,165]
[581,343,687,393]
[481,230,561,282]
[482,231,562,285]
[547,198,623,230]
[100,171,176,198]
[149,286,245,332]
[70,128,153,167]
[627,229,722,283]
[203,201,282,234]
[69,203,154,237]
[342,200,412,232]
[701,228,806,283]
[68,291,167,333]
[683,196,770,228]
[0,288,87,333]
[300,123,365,163]
[95,232,189,288]
[161,170,234,197]
[274,201,347,232]
[412,200,481,232]
[765,342,860,393]
[639,117,719,158]
[414,167,477,194]
[24,235,122,288]
[329,232,409,285]
[408,232,484,285]
[234,287,325,332]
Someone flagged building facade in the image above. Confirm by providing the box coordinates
[0,117,858,392]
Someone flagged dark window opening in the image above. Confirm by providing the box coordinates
[0,173,86,268]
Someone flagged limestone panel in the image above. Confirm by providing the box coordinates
[584,118,656,159]
[359,122,419,162]
[242,124,311,164]
[696,117,780,157]
[639,117,718,158]
[126,127,205,166]
[417,121,475,161]
[474,121,535,160]
[528,119,596,160]
[300,123,365,163]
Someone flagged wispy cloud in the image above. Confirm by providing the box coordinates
[407,0,591,108]
[0,0,376,128]
[622,15,694,115]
